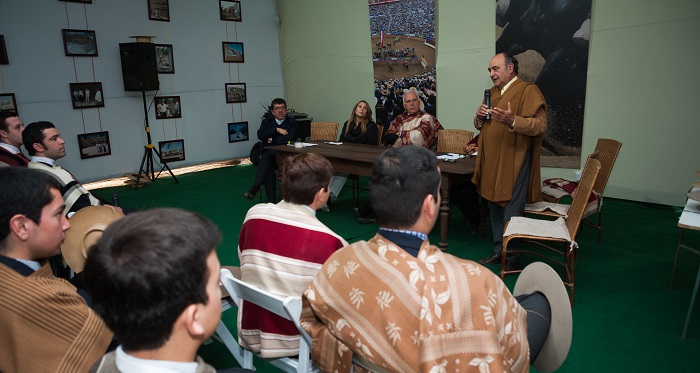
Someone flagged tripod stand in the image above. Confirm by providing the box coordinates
[133,90,179,189]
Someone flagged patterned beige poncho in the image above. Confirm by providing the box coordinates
[301,235,529,373]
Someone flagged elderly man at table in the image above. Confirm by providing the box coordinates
[238,152,347,358]
[383,89,443,149]
[300,146,571,373]
[472,52,547,271]
[0,112,29,167]
[244,98,297,203]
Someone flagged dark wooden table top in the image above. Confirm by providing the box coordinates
[267,142,475,175]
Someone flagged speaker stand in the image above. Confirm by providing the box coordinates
[133,90,179,189]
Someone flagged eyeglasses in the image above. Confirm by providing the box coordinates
[272,106,287,112]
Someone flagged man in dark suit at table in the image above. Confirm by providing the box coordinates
[244,98,297,203]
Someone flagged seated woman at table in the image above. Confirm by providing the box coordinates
[327,101,379,206]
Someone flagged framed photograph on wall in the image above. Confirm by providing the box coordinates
[62,29,98,56]
[225,83,247,103]
[155,44,174,74]
[0,36,8,64]
[70,82,104,109]
[0,93,18,114]
[77,131,111,159]
[148,0,170,22]
[159,139,185,163]
[154,96,182,119]
[222,42,244,63]
[220,0,242,22]
[228,121,249,143]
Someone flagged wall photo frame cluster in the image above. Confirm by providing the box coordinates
[155,96,182,119]
[228,121,249,143]
[0,36,9,64]
[70,82,104,109]
[77,131,111,159]
[155,44,174,74]
[220,1,241,22]
[225,83,246,103]
[222,42,244,63]
[62,29,98,56]
[0,93,18,114]
[148,0,170,22]
[159,139,185,163]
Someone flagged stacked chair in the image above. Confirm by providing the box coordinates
[540,138,622,241]
[436,129,474,154]
[218,268,318,372]
[501,156,601,304]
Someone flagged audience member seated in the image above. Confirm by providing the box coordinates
[22,121,122,217]
[0,111,28,167]
[243,98,297,203]
[328,100,379,204]
[84,208,251,373]
[384,90,442,149]
[300,146,571,372]
[0,167,112,373]
[238,153,348,358]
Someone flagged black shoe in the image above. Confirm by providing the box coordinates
[478,253,502,265]
[358,217,377,224]
[243,185,258,200]
[504,260,519,272]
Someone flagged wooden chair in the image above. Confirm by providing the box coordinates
[310,122,339,141]
[436,129,474,154]
[542,138,621,241]
[376,123,383,145]
[501,157,601,304]
[218,268,319,373]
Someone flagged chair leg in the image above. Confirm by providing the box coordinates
[682,265,700,339]
[670,229,686,290]
[566,246,575,306]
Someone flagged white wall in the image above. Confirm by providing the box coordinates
[1,0,284,181]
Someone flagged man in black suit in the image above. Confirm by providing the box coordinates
[244,98,297,203]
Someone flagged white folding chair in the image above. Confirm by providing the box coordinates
[218,268,318,373]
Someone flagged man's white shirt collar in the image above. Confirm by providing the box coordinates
[115,346,198,373]
[500,76,518,95]
[276,118,285,125]
[30,156,56,166]
[0,142,21,154]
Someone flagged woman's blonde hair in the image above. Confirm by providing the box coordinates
[345,100,373,135]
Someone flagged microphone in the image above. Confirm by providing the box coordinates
[484,90,491,120]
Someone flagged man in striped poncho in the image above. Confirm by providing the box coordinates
[237,152,348,358]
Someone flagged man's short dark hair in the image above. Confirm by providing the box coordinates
[83,208,221,351]
[370,146,440,228]
[0,111,19,132]
[503,52,520,74]
[22,121,55,156]
[271,98,287,108]
[0,168,61,246]
[280,153,333,205]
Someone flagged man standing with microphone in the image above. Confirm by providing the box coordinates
[472,52,547,271]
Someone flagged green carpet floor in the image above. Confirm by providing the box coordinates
[94,164,700,372]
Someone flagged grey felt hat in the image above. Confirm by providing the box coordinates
[514,262,573,373]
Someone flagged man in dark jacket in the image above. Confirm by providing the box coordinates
[243,98,297,203]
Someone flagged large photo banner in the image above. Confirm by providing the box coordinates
[497,0,592,168]
[369,0,436,134]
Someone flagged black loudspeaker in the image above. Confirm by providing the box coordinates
[119,43,159,91]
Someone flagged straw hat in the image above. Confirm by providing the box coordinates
[61,206,124,273]
[514,262,573,373]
